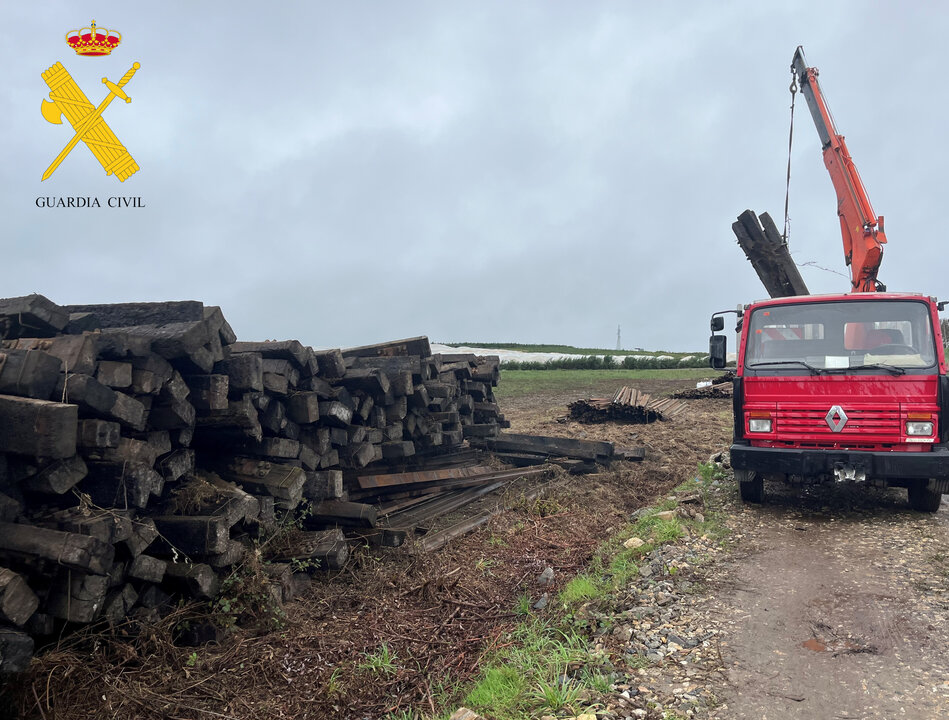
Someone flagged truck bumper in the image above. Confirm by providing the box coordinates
[730,443,949,481]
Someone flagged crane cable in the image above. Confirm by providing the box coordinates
[783,69,798,246]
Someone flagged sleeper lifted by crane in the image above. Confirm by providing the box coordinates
[709,48,949,512]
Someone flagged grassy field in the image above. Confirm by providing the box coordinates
[494,367,716,400]
[441,342,702,359]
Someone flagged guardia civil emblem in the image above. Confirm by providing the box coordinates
[40,21,140,182]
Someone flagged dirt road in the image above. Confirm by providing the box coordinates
[707,483,949,720]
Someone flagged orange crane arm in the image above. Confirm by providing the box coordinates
[791,47,887,292]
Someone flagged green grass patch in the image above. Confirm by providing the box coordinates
[560,574,600,605]
[358,643,398,675]
[608,549,640,587]
[530,676,585,712]
[495,368,715,400]
[464,666,526,714]
[455,463,732,720]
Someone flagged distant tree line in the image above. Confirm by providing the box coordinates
[500,355,710,371]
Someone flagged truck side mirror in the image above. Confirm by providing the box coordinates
[710,316,725,332]
[709,335,727,369]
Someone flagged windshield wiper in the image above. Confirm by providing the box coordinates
[824,363,906,376]
[747,360,824,375]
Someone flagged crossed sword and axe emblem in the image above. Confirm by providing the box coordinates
[40,61,140,181]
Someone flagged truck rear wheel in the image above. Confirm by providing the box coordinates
[736,469,764,503]
[907,482,943,513]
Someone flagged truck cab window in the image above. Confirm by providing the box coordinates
[745,300,936,373]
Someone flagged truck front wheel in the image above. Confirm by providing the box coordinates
[736,469,764,503]
[907,482,943,513]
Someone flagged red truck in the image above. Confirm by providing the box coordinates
[709,49,949,512]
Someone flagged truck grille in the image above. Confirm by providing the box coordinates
[775,406,901,440]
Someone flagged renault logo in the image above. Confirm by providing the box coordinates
[826,405,848,432]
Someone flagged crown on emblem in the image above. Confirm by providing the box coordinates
[66,20,121,56]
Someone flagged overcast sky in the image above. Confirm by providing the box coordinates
[4,2,947,352]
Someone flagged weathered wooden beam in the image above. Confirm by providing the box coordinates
[302,470,344,501]
[148,397,195,430]
[0,568,39,626]
[338,368,390,395]
[63,301,204,328]
[381,441,416,460]
[471,432,614,462]
[120,321,212,360]
[249,437,300,460]
[342,442,379,469]
[109,392,148,431]
[463,423,499,439]
[128,554,167,583]
[81,462,162,509]
[269,528,349,570]
[0,348,63,400]
[0,493,20,523]
[184,374,229,411]
[77,419,120,449]
[349,527,407,548]
[204,539,248,569]
[102,583,138,623]
[310,500,377,528]
[230,340,308,368]
[311,349,346,378]
[297,444,320,471]
[216,458,305,508]
[214,353,263,393]
[261,359,300,386]
[96,361,132,389]
[0,395,77,458]
[163,562,219,600]
[0,627,34,674]
[342,336,432,359]
[193,395,263,441]
[287,392,322,424]
[124,517,158,557]
[21,455,87,494]
[152,516,232,555]
[158,448,194,482]
[4,334,97,376]
[0,522,114,575]
[0,294,68,338]
[357,465,499,490]
[46,507,132,544]
[45,571,108,622]
[263,372,289,396]
[203,306,237,345]
[319,400,353,427]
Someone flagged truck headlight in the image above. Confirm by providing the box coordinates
[906,421,933,436]
[749,418,773,432]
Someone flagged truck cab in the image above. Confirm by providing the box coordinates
[710,292,949,511]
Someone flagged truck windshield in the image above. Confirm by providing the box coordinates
[744,299,937,375]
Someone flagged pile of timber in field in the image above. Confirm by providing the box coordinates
[468,432,635,474]
[732,210,809,299]
[0,293,509,672]
[671,372,736,400]
[566,386,688,424]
